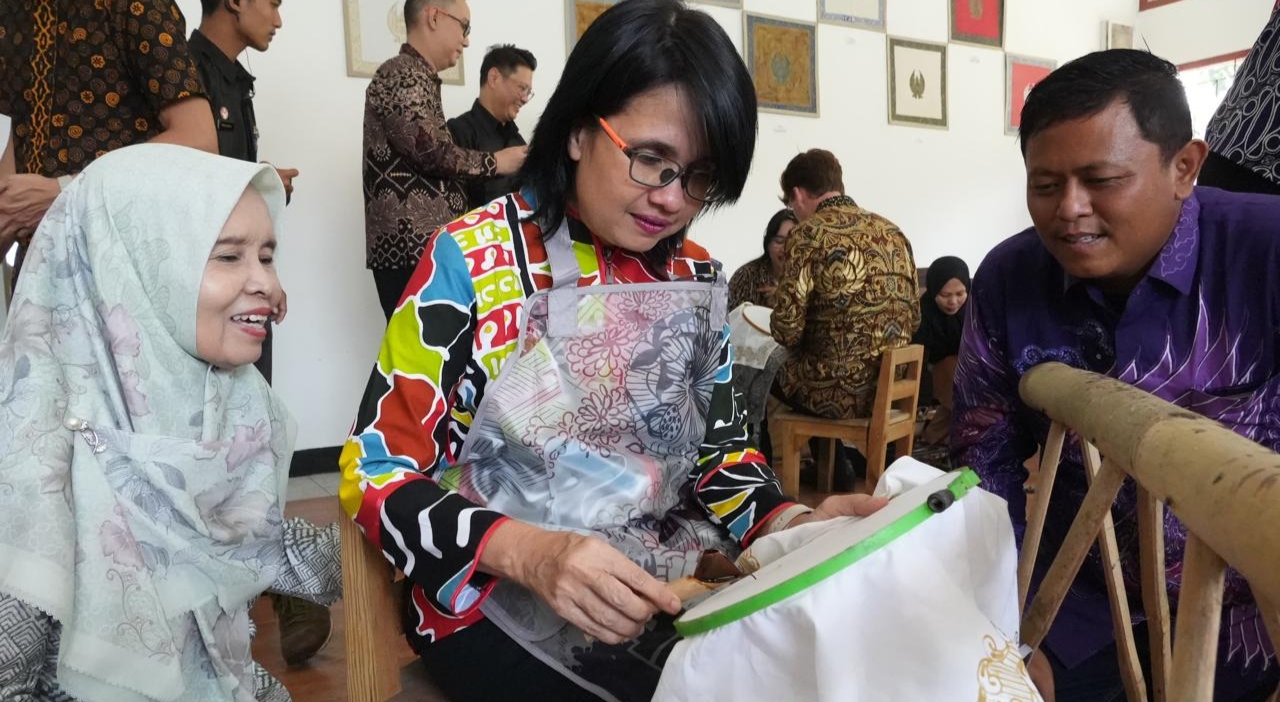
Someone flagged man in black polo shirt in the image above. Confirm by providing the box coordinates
[447,44,536,210]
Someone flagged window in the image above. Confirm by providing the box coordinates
[1179,56,1246,139]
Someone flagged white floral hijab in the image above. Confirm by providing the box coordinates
[0,144,295,702]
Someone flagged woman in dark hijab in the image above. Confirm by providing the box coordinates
[913,256,970,363]
[912,256,970,448]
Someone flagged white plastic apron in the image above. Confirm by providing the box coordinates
[454,226,737,702]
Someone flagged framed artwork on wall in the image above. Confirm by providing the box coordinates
[745,13,819,117]
[1005,54,1056,136]
[949,0,1004,49]
[887,37,947,129]
[694,0,743,7]
[1138,0,1186,10]
[818,0,886,32]
[343,0,464,84]
[566,0,617,55]
[1106,21,1135,50]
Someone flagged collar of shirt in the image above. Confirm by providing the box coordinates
[816,194,858,213]
[400,43,440,84]
[1061,193,1201,299]
[189,30,256,90]
[467,99,520,139]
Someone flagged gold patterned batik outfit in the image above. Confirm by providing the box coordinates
[728,257,779,309]
[771,195,920,417]
[0,0,205,177]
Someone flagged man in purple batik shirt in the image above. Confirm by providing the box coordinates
[954,49,1279,702]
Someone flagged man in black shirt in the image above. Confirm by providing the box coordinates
[447,44,536,210]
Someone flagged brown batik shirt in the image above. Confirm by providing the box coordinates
[0,0,205,177]
[363,44,497,271]
[772,196,921,418]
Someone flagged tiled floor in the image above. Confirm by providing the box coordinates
[287,471,341,502]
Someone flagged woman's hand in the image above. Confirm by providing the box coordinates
[479,520,680,644]
[786,493,889,529]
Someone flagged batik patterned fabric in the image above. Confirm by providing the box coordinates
[727,257,778,309]
[772,196,920,417]
[340,193,796,654]
[954,188,1280,679]
[1205,6,1280,185]
[362,44,497,271]
[0,0,205,177]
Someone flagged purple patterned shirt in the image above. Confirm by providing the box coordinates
[954,187,1279,673]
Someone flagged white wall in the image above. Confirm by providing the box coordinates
[1135,0,1274,66]
[172,0,1147,450]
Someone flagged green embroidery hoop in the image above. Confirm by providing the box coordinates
[675,469,981,637]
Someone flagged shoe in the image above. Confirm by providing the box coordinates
[271,594,332,666]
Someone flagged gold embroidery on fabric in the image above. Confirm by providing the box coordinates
[977,635,1038,702]
[26,0,57,173]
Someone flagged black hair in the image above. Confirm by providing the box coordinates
[479,44,537,85]
[404,0,450,31]
[201,0,219,16]
[518,0,757,265]
[752,209,797,266]
[1019,49,1191,163]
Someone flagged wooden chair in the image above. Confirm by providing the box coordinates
[1018,363,1280,702]
[340,508,448,702]
[771,344,924,496]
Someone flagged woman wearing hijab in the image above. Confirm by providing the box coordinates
[911,256,970,446]
[339,3,886,701]
[728,208,797,309]
[0,144,338,702]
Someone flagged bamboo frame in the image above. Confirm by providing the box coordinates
[1017,363,1280,702]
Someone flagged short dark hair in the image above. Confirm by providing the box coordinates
[780,149,844,198]
[201,0,219,16]
[404,0,451,30]
[518,0,757,265]
[1019,49,1192,163]
[480,44,537,85]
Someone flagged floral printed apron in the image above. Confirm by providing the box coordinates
[455,227,738,702]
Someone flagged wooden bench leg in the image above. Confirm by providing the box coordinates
[778,423,800,497]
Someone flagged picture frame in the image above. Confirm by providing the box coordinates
[745,13,819,117]
[565,0,617,55]
[887,37,947,129]
[1138,0,1186,10]
[693,0,743,7]
[949,0,1004,49]
[818,0,886,32]
[1106,21,1135,50]
[1005,54,1056,136]
[342,0,464,84]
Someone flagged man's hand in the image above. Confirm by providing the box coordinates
[494,145,528,176]
[479,520,680,644]
[1026,648,1055,701]
[0,174,61,250]
[785,493,889,530]
[275,167,299,204]
[273,290,288,325]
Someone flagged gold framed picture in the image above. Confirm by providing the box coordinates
[565,0,617,55]
[745,13,819,117]
[887,37,947,129]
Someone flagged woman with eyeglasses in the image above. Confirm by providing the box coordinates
[340,2,885,701]
[728,208,798,309]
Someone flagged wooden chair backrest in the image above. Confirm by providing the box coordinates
[1017,363,1280,702]
[871,343,924,424]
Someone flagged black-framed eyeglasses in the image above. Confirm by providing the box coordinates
[596,116,721,204]
[437,9,471,37]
